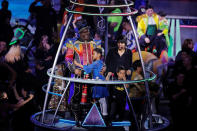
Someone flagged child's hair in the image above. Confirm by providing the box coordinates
[145,5,154,10]
[133,60,142,70]
[93,48,102,57]
[117,35,127,45]
[116,65,125,73]
[158,11,166,17]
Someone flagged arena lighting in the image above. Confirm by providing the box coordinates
[180,25,197,28]
[9,28,25,45]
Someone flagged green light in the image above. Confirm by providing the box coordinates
[9,40,17,46]
[70,0,134,8]
[15,28,25,40]
[65,8,137,16]
[9,28,25,46]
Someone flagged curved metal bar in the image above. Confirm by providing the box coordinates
[47,68,156,85]
[65,8,138,16]
[41,14,73,123]
[70,0,134,8]
[42,84,62,97]
[123,0,152,129]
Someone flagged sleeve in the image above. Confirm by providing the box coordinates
[137,18,146,38]
[60,25,66,40]
[74,27,80,38]
[162,20,169,35]
[83,62,96,74]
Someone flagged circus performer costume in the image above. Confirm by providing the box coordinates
[64,21,102,123]
[137,5,168,57]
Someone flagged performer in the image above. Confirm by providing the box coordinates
[132,51,168,85]
[106,66,128,122]
[74,48,109,119]
[64,21,101,123]
[137,5,168,57]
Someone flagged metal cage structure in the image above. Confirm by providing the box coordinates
[31,0,170,130]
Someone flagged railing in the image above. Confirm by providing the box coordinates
[166,15,197,57]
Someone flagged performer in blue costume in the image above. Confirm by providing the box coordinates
[74,48,109,118]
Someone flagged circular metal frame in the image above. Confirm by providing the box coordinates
[144,114,170,131]
[47,68,156,85]
[70,0,134,8]
[65,8,138,16]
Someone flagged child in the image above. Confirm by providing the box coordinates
[106,66,128,121]
[130,60,145,98]
[74,48,109,118]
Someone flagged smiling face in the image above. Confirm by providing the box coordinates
[117,69,126,80]
[41,35,50,50]
[80,28,90,41]
[0,41,7,53]
[146,8,154,17]
[118,42,126,50]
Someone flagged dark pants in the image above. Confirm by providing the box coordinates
[110,92,126,121]
[139,32,167,57]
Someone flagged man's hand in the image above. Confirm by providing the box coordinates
[144,37,150,44]
[126,70,131,76]
[106,72,113,80]
[74,60,79,66]
[36,64,44,70]
[74,68,81,76]
[100,66,106,75]
[29,94,34,99]
[157,32,163,36]
[45,56,52,61]
[123,76,126,81]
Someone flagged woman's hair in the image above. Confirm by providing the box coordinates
[5,45,22,63]
[182,39,194,49]
[38,35,51,49]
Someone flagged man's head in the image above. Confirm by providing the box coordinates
[1,0,8,10]
[0,41,7,54]
[158,11,166,21]
[122,19,132,31]
[116,66,126,80]
[145,5,154,17]
[41,0,51,7]
[93,48,102,61]
[133,60,142,72]
[80,28,90,41]
[77,20,90,41]
[117,36,127,50]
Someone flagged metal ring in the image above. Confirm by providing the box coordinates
[47,68,156,85]
[70,0,134,8]
[65,8,138,16]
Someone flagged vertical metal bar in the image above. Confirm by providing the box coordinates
[176,19,181,56]
[51,81,71,124]
[169,19,175,57]
[41,14,73,123]
[123,84,139,130]
[123,0,152,129]
[105,17,108,58]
